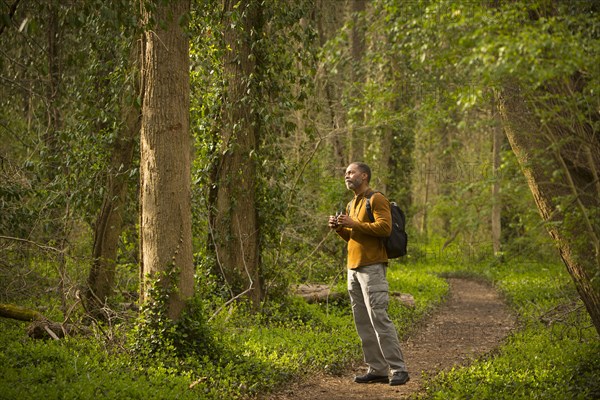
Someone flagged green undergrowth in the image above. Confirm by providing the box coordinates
[0,264,447,400]
[203,266,449,397]
[409,258,600,400]
[1,258,598,399]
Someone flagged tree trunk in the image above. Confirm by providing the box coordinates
[139,0,193,321]
[420,150,431,238]
[45,0,61,169]
[210,0,263,307]
[86,45,140,318]
[379,123,393,194]
[44,0,71,318]
[315,0,347,168]
[439,123,452,235]
[349,0,366,163]
[491,97,502,256]
[497,86,600,335]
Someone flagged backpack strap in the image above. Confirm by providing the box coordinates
[365,191,382,222]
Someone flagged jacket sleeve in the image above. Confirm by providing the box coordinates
[336,227,351,241]
[335,200,352,241]
[352,192,392,237]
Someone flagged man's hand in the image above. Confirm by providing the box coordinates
[328,215,339,230]
[336,214,356,229]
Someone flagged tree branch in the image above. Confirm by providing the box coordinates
[0,0,21,36]
[0,235,62,253]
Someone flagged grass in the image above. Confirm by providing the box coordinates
[1,256,598,399]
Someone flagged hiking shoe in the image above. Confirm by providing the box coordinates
[354,373,389,384]
[390,371,410,386]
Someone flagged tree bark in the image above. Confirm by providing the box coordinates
[497,86,600,335]
[349,0,366,163]
[491,97,503,256]
[139,0,193,320]
[86,44,140,318]
[210,0,263,307]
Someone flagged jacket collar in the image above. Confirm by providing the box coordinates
[354,187,372,200]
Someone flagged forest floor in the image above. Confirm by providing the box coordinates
[261,277,517,400]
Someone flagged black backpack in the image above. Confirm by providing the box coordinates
[365,192,408,258]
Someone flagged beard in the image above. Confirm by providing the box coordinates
[345,177,362,190]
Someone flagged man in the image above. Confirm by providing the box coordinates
[328,162,410,386]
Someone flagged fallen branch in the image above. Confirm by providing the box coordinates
[0,302,89,339]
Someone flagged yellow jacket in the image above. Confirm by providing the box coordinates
[336,189,391,269]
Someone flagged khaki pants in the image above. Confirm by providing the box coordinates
[348,263,407,375]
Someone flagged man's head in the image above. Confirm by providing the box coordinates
[345,162,371,193]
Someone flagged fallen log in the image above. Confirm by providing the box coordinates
[0,302,88,339]
[294,284,415,308]
[0,303,45,321]
[294,284,346,303]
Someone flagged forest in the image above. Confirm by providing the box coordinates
[1,0,599,399]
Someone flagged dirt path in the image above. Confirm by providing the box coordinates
[263,278,516,400]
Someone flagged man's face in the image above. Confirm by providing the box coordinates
[345,164,365,190]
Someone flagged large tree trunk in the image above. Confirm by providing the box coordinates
[139,0,193,320]
[86,45,140,318]
[497,85,600,335]
[349,0,366,163]
[210,0,263,307]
